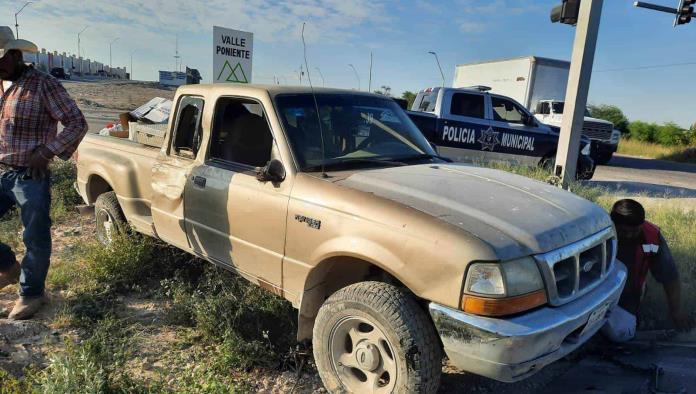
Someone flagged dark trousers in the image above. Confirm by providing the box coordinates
[0,168,52,297]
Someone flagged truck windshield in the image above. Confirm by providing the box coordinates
[275,93,437,171]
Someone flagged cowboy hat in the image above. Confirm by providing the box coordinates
[0,26,38,57]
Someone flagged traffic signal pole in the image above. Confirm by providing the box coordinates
[554,0,604,189]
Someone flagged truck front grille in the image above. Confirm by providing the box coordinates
[582,121,613,141]
[536,228,617,306]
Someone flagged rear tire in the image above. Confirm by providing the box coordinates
[95,191,126,245]
[313,281,442,394]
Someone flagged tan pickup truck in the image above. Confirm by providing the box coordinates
[76,84,626,393]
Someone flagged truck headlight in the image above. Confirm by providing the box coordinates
[581,143,591,156]
[461,258,547,316]
[611,129,621,144]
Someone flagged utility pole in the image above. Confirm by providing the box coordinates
[315,67,325,87]
[174,35,180,72]
[130,50,136,80]
[428,51,445,88]
[14,2,32,39]
[77,26,88,75]
[552,0,604,188]
[348,64,360,90]
[368,52,373,92]
[109,37,119,77]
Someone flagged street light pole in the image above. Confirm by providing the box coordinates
[315,67,325,87]
[130,50,136,80]
[348,64,360,90]
[554,0,604,188]
[109,37,119,76]
[77,26,88,75]
[14,2,33,39]
[428,51,445,88]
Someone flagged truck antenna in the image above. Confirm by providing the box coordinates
[301,22,328,178]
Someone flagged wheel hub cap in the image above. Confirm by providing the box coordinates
[355,342,381,371]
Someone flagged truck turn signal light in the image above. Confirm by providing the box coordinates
[461,290,548,317]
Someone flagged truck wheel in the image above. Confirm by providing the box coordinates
[95,192,126,245]
[594,151,613,165]
[313,281,442,394]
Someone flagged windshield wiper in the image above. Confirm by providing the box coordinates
[394,154,453,163]
[302,158,407,172]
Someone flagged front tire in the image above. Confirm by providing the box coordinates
[313,282,442,394]
[95,191,126,245]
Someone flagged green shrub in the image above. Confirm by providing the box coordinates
[162,265,297,369]
[50,161,82,220]
[628,120,658,142]
[654,122,690,146]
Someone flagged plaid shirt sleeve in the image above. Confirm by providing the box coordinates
[41,77,88,160]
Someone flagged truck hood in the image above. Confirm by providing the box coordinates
[537,114,613,127]
[336,164,612,260]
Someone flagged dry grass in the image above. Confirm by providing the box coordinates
[617,138,696,164]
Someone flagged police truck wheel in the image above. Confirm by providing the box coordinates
[95,192,126,245]
[313,281,442,394]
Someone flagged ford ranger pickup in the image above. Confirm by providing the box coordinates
[76,84,626,393]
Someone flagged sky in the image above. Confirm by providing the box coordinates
[1,0,695,127]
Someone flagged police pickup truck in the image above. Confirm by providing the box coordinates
[408,86,595,180]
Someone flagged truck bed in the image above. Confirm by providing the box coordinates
[76,134,162,235]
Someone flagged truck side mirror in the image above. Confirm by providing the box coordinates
[256,159,286,183]
[523,114,536,127]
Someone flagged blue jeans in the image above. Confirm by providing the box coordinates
[0,169,52,297]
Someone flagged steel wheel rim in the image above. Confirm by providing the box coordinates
[96,208,114,244]
[329,315,398,394]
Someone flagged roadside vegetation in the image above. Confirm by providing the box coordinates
[588,104,696,164]
[1,161,694,392]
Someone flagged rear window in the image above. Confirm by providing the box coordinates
[450,93,484,118]
[413,90,438,112]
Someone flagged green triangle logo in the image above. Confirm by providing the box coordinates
[217,60,248,83]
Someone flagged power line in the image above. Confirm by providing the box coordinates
[594,61,696,72]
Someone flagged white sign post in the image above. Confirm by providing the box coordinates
[213,26,253,84]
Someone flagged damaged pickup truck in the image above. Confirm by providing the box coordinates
[76,85,626,393]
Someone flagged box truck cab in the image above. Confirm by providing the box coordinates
[534,99,620,164]
[453,56,619,165]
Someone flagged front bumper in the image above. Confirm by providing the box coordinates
[429,261,626,382]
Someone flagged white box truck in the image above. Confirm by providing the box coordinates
[453,56,620,164]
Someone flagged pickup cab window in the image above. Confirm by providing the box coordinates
[208,97,273,168]
[535,101,550,115]
[172,96,204,159]
[275,94,436,171]
[450,93,484,118]
[491,96,527,124]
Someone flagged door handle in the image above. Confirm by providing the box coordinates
[193,176,206,188]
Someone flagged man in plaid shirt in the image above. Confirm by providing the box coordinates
[0,35,87,319]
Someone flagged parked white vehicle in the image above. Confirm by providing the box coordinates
[453,56,620,164]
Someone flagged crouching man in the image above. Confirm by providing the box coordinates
[0,30,87,319]
[603,199,695,341]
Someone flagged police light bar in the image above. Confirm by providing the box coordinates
[466,85,491,92]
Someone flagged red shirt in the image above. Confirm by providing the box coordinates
[0,67,87,167]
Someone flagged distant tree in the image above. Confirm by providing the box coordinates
[588,104,629,134]
[374,86,392,96]
[401,91,417,109]
[628,120,658,142]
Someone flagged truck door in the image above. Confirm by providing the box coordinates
[489,95,557,165]
[151,95,205,250]
[184,96,289,287]
[435,91,490,162]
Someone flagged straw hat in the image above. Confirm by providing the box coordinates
[0,26,38,57]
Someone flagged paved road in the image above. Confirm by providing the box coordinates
[590,154,696,198]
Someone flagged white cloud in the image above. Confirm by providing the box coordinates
[459,21,487,33]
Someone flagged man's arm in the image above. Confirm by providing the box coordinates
[41,76,88,160]
[652,234,695,331]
